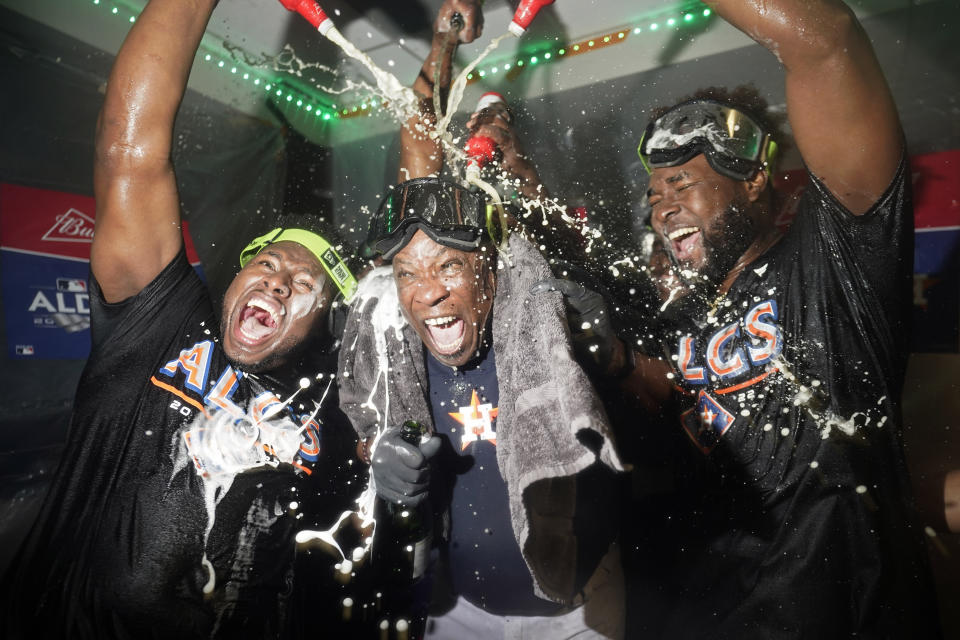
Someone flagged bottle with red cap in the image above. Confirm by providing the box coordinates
[508,0,556,36]
[464,92,507,181]
[277,0,334,36]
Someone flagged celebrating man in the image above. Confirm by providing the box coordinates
[340,177,625,639]
[614,0,940,636]
[1,1,359,638]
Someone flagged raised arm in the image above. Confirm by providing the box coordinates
[708,0,902,215]
[92,0,219,303]
[398,0,482,181]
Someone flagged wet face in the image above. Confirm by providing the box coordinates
[393,230,496,368]
[647,153,757,284]
[221,241,332,372]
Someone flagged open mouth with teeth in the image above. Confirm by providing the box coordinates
[667,226,702,262]
[424,315,466,355]
[236,298,283,344]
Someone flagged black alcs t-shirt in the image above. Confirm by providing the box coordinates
[2,251,358,640]
[648,159,939,638]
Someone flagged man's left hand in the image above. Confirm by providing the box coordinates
[531,277,628,377]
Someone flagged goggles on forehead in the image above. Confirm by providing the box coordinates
[365,177,503,260]
[637,99,778,181]
[239,227,358,302]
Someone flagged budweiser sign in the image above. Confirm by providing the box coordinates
[41,208,96,243]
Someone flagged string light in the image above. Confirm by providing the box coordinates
[82,0,713,120]
[458,1,711,86]
[80,0,340,123]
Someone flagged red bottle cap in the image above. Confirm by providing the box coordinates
[464,136,498,168]
[278,0,334,34]
[475,92,506,112]
[509,0,555,36]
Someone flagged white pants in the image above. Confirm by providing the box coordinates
[423,544,624,640]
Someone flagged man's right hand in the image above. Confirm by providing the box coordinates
[436,0,483,43]
[371,426,441,506]
[530,277,625,377]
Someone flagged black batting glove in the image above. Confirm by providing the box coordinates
[371,426,441,507]
[530,277,618,375]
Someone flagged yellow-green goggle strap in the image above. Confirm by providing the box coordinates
[239,227,358,303]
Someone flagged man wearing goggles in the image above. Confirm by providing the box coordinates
[1,1,361,637]
[364,176,497,261]
[615,0,939,637]
[340,174,625,639]
[638,98,778,183]
[637,95,784,287]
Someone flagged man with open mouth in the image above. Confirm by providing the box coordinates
[1,1,361,638]
[338,176,626,639]
[604,0,941,637]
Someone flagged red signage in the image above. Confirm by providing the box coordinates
[0,183,202,263]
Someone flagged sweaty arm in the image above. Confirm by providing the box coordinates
[707,0,902,215]
[92,0,219,303]
[398,0,482,181]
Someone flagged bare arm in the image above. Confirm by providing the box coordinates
[707,0,902,215]
[92,0,219,303]
[398,0,482,181]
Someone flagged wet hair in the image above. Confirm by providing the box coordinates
[649,84,791,163]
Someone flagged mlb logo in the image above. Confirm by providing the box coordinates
[15,345,35,356]
[57,278,88,292]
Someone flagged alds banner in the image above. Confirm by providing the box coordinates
[0,183,204,359]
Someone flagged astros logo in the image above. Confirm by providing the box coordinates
[449,389,498,450]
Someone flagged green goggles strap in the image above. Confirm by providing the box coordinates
[239,227,359,302]
[637,129,653,175]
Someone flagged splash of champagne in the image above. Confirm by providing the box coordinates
[175,376,330,594]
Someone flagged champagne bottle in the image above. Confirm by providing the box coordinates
[465,92,507,183]
[372,420,433,638]
[508,0,556,36]
[376,420,432,583]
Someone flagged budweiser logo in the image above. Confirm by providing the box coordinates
[42,208,95,243]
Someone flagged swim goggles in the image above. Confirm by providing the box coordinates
[364,177,502,260]
[239,227,358,302]
[637,99,778,181]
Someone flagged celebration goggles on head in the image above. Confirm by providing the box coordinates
[239,227,359,302]
[365,177,502,260]
[637,99,778,181]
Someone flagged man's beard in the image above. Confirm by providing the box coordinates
[680,194,756,291]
